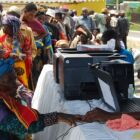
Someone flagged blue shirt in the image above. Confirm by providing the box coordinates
[119,48,134,64]
[77,16,96,31]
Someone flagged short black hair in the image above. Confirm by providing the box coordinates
[93,28,100,33]
[24,3,37,12]
[35,11,45,17]
[101,29,117,44]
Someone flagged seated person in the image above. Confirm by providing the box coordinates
[101,29,134,64]
[92,28,102,45]
[0,58,81,140]
[70,25,93,48]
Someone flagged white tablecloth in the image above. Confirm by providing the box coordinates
[32,65,140,140]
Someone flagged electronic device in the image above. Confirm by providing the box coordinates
[53,48,118,84]
[93,67,140,112]
[99,60,134,101]
[55,52,123,100]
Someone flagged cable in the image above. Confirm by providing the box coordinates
[56,126,75,140]
[56,123,88,140]
[86,100,93,111]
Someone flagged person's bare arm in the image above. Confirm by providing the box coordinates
[82,108,140,123]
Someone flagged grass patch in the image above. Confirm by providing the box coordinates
[130,23,140,31]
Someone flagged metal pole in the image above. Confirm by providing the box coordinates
[116,0,119,11]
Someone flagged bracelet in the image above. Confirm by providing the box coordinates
[44,112,58,126]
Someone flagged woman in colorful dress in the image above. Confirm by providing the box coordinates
[0,14,32,88]
[0,59,81,140]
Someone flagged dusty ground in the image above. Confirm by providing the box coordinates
[127,37,140,50]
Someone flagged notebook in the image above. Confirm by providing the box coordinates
[93,68,140,112]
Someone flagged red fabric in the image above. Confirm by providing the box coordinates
[26,19,46,35]
[0,34,12,59]
[59,32,67,40]
[0,92,38,129]
[0,34,6,42]
[24,56,32,78]
[106,114,140,131]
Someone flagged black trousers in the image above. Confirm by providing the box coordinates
[122,35,127,49]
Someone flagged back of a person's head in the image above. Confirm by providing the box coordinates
[101,29,117,44]
[88,10,94,15]
[36,11,45,17]
[119,10,125,17]
[24,3,37,12]
[73,9,77,15]
[82,7,87,12]
[59,5,69,13]
[94,28,100,33]
[101,8,109,14]
[69,10,74,17]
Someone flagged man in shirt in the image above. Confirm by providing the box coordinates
[117,11,129,49]
[76,7,96,32]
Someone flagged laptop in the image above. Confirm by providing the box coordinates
[93,68,140,112]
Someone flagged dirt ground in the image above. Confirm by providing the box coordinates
[127,37,140,49]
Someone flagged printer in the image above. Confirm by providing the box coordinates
[53,49,123,100]
[99,60,134,101]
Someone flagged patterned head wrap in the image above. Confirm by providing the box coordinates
[0,58,14,77]
[2,15,20,38]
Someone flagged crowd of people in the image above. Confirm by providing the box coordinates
[0,2,138,140]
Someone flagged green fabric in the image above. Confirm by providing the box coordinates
[0,100,45,140]
[0,114,26,140]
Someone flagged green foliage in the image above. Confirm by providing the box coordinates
[108,0,124,4]
[126,6,140,21]
[130,23,140,31]
[109,0,115,4]
[126,9,131,21]
[135,6,140,13]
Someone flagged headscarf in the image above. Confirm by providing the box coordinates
[8,6,21,16]
[2,15,20,38]
[0,58,14,77]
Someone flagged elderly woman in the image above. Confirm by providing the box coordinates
[0,14,31,88]
[0,14,37,88]
[0,58,80,140]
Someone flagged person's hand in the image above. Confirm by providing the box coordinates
[82,108,112,123]
[57,113,82,126]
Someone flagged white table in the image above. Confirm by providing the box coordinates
[32,65,140,140]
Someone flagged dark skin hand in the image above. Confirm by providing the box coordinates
[82,108,140,123]
[57,113,83,126]
[82,108,121,123]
